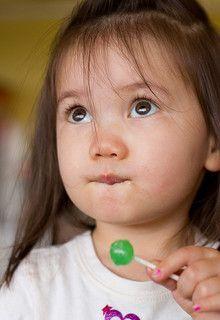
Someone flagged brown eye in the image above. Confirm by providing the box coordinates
[130,98,159,118]
[65,106,92,123]
[72,107,86,122]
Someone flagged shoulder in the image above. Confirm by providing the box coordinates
[0,233,81,319]
[2,230,88,287]
[0,231,88,319]
[0,261,35,319]
[21,234,79,283]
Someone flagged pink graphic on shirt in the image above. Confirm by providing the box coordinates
[102,305,140,320]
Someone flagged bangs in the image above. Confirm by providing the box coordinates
[55,10,206,103]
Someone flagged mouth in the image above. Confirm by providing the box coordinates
[91,174,130,185]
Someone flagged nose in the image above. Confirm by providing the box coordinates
[89,128,129,160]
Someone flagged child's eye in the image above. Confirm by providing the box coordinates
[65,105,92,124]
[129,97,159,118]
[64,97,159,124]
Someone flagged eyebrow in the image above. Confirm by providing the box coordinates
[57,81,171,104]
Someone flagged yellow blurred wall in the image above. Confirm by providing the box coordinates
[0,19,60,124]
[0,6,219,125]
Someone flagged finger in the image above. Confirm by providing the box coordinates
[193,276,220,302]
[192,293,220,313]
[176,258,220,299]
[150,246,219,282]
[148,263,185,288]
[191,311,220,320]
[146,267,177,291]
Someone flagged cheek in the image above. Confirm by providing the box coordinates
[56,127,82,186]
[133,123,208,201]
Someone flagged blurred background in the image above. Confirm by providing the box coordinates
[0,0,219,278]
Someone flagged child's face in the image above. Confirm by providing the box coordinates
[56,42,211,226]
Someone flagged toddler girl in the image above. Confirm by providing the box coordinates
[1,0,220,319]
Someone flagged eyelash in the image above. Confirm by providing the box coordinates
[64,94,160,122]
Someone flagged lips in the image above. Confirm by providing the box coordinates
[92,174,129,185]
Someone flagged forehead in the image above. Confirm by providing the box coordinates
[56,39,189,101]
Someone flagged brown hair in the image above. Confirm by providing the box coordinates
[1,0,220,289]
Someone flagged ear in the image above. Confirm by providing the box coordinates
[204,135,220,172]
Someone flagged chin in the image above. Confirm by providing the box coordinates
[87,207,145,225]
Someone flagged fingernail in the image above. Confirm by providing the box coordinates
[152,268,162,278]
[193,304,201,312]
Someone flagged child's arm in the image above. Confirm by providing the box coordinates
[146,246,220,319]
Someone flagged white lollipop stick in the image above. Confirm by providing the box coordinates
[134,256,179,281]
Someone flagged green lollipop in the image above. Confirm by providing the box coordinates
[110,240,134,265]
[110,239,179,281]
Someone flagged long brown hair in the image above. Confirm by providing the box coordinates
[1,0,220,289]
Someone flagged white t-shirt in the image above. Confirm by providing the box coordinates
[0,230,219,320]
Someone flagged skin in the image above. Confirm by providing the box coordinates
[147,246,220,319]
[56,41,220,318]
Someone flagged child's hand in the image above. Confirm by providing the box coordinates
[146,246,220,319]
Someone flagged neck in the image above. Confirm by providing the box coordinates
[91,210,195,281]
